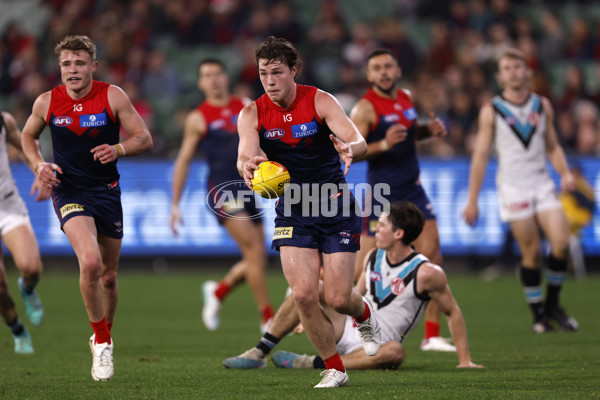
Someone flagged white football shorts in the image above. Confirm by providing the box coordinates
[497,177,562,222]
[0,192,31,235]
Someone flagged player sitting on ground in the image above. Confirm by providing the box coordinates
[223,201,483,370]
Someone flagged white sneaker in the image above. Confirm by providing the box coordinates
[202,281,221,331]
[89,334,114,381]
[420,336,456,352]
[356,297,381,356]
[314,369,349,388]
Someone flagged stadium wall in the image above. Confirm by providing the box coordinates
[7,158,599,257]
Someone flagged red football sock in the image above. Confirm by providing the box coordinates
[107,321,113,332]
[323,353,345,373]
[356,300,371,323]
[260,305,274,323]
[91,317,111,344]
[424,321,440,339]
[214,281,231,301]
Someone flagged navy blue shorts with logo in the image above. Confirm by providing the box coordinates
[272,193,361,254]
[52,184,123,239]
[206,180,262,225]
[365,181,436,236]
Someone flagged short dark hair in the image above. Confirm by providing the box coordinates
[198,58,226,77]
[254,36,302,74]
[387,201,424,245]
[366,48,398,65]
[54,35,96,60]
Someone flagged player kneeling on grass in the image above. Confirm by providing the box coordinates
[224,201,483,373]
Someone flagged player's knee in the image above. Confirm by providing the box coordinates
[101,270,118,290]
[14,255,42,280]
[292,286,319,311]
[420,243,441,263]
[324,291,351,313]
[78,253,103,282]
[377,341,404,369]
[239,238,266,265]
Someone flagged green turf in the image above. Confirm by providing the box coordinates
[1,267,599,399]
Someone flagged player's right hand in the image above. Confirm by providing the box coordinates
[241,155,268,190]
[36,162,62,188]
[293,322,305,335]
[384,124,408,149]
[462,202,479,226]
[170,204,182,235]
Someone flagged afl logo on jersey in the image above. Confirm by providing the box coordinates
[370,270,382,282]
[53,116,72,127]
[209,120,226,130]
[383,114,400,123]
[264,128,285,140]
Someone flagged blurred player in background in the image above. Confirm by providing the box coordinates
[21,35,153,380]
[224,201,483,370]
[559,164,595,279]
[0,111,49,354]
[350,49,455,352]
[463,48,578,333]
[170,58,274,333]
[237,36,380,388]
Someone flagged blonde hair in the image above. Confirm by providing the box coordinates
[496,48,526,71]
[54,35,96,61]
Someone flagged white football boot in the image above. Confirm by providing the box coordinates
[202,280,221,331]
[313,369,349,388]
[420,336,457,352]
[89,334,114,381]
[356,297,382,356]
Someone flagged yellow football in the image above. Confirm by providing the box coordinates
[251,161,291,199]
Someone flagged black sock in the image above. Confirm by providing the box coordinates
[256,332,280,356]
[520,265,545,321]
[21,282,35,295]
[313,356,325,369]
[7,317,24,336]
[545,255,567,311]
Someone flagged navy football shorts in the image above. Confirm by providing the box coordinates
[271,193,361,254]
[52,184,124,239]
[364,181,436,236]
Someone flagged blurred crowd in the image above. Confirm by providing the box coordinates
[1,0,599,158]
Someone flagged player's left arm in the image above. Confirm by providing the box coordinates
[542,97,575,192]
[5,111,33,168]
[3,111,51,201]
[92,85,153,164]
[315,89,367,175]
[419,263,484,369]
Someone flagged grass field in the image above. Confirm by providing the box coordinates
[1,265,599,399]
